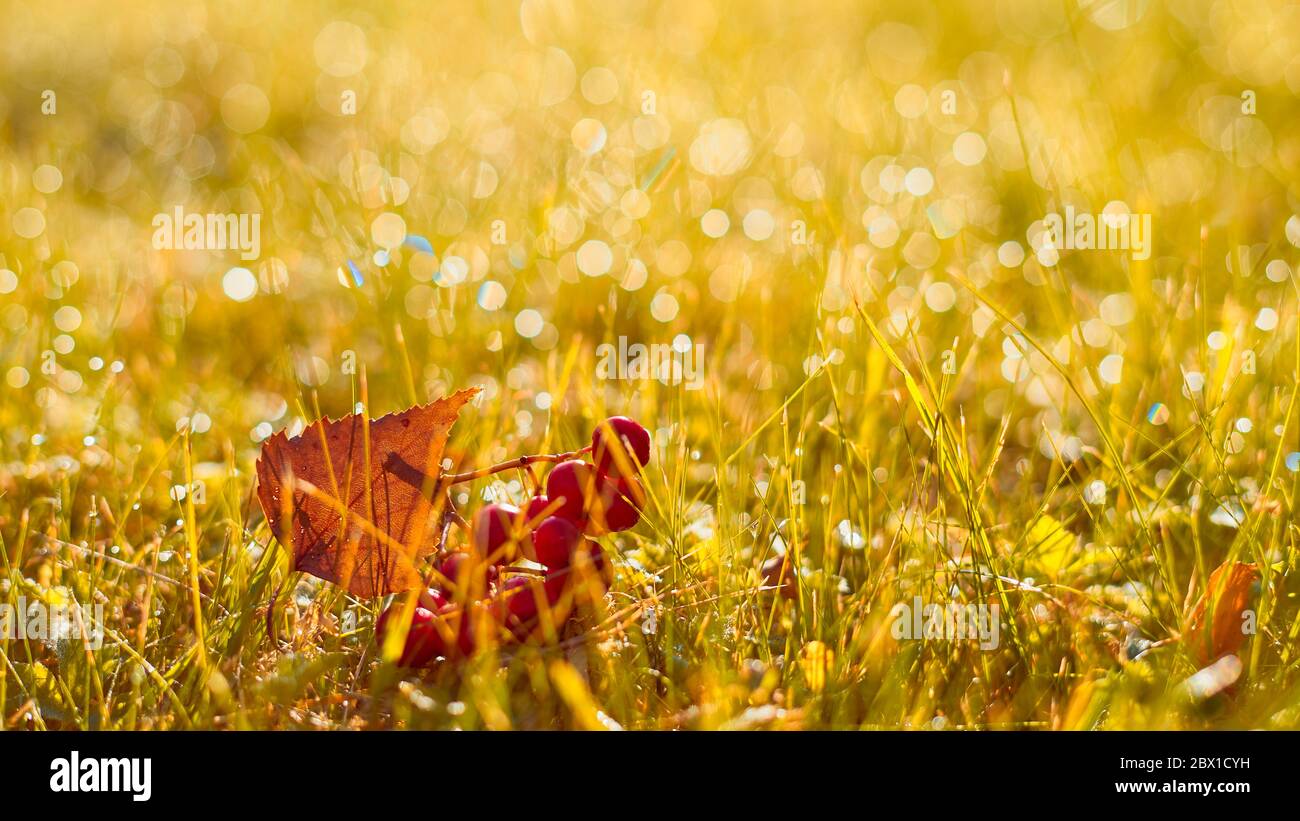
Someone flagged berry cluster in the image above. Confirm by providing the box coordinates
[376,416,651,666]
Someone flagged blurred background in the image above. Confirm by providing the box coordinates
[1,0,1296,444]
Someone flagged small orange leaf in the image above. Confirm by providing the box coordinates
[1184,561,1259,665]
[255,388,478,597]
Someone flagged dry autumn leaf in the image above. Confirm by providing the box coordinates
[1184,561,1259,666]
[255,388,479,597]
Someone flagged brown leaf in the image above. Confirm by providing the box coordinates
[255,388,479,597]
[1184,561,1259,665]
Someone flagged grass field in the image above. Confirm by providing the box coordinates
[2,0,1299,730]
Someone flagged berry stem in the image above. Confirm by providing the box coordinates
[443,491,468,529]
[443,446,592,485]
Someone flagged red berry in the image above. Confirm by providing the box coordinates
[418,587,449,611]
[518,496,560,562]
[591,416,651,478]
[613,478,645,528]
[524,495,556,525]
[472,503,530,565]
[531,515,583,568]
[545,460,600,525]
[376,604,445,667]
[438,551,469,582]
[496,574,570,638]
[499,575,532,597]
[587,476,643,534]
[438,551,496,601]
[499,575,541,626]
[455,601,494,656]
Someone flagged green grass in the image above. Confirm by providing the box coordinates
[1,0,1299,730]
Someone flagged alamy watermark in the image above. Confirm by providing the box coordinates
[1042,205,1152,261]
[152,206,261,261]
[1,597,104,649]
[890,596,1000,650]
[50,751,151,802]
[596,335,705,391]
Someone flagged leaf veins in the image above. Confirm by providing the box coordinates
[255,388,479,597]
